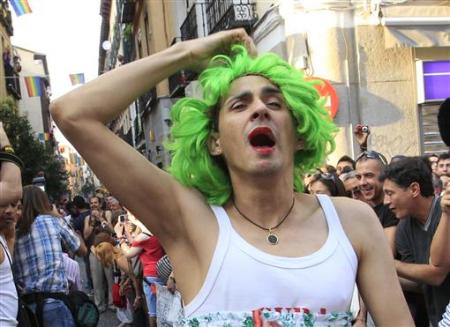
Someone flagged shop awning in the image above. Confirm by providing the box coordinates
[381,2,450,48]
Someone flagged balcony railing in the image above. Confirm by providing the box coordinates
[181,4,198,40]
[4,60,21,99]
[122,24,135,63]
[0,1,13,36]
[138,88,157,115]
[120,0,136,24]
[133,116,145,150]
[168,70,197,98]
[206,0,257,35]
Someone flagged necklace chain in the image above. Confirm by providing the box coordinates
[232,196,295,232]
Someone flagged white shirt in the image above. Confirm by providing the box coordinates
[185,195,357,318]
[0,234,18,326]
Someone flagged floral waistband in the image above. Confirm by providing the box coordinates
[177,308,353,327]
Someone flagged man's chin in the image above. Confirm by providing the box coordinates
[361,192,374,202]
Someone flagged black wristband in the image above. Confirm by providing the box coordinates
[0,151,24,170]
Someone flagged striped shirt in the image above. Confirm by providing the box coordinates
[13,214,80,294]
[62,253,81,290]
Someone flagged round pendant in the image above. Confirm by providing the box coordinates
[267,233,279,245]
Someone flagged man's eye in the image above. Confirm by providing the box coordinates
[231,103,246,110]
[267,101,281,108]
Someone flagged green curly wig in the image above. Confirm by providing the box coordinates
[166,45,337,205]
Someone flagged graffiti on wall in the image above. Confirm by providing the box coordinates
[369,133,416,159]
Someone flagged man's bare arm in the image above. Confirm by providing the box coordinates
[395,260,449,286]
[0,122,22,206]
[430,186,450,268]
[383,226,396,256]
[335,198,414,326]
[50,29,255,244]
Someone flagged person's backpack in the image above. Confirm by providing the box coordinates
[66,290,99,327]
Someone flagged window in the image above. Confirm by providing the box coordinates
[419,103,447,155]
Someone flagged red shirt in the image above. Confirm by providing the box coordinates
[131,235,165,277]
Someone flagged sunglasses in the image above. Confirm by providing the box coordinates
[312,172,338,184]
[355,150,388,166]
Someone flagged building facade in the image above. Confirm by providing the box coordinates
[14,46,53,144]
[99,0,450,168]
[0,0,19,101]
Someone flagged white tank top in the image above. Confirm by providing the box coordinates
[0,234,18,326]
[184,194,358,318]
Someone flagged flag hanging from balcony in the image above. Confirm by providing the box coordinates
[24,76,43,97]
[69,73,85,86]
[9,0,32,16]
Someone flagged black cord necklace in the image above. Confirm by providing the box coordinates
[232,196,296,245]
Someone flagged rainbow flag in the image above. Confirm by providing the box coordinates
[9,0,32,16]
[24,76,43,97]
[69,73,85,86]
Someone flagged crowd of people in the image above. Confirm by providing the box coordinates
[1,29,450,327]
[0,125,171,327]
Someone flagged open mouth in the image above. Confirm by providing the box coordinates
[248,127,276,154]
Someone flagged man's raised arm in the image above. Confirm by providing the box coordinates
[0,122,22,206]
[50,29,255,241]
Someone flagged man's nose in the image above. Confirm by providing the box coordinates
[250,99,270,121]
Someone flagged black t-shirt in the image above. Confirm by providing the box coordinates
[396,197,450,326]
[373,203,398,228]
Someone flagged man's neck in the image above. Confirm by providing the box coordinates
[372,193,384,207]
[228,171,295,227]
[412,196,434,224]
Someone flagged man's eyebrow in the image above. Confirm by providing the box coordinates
[223,91,252,106]
[224,86,282,106]
[260,86,281,96]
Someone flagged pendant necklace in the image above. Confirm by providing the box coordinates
[232,196,295,245]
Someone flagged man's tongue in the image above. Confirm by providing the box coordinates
[249,129,275,154]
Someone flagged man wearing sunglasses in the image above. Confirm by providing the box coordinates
[355,151,398,250]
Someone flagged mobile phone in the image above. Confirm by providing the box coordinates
[118,214,126,223]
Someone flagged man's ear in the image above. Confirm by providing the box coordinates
[409,182,421,198]
[295,138,305,151]
[208,132,222,156]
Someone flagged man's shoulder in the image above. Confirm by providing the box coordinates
[330,197,381,233]
[331,196,374,219]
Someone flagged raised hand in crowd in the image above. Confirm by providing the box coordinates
[354,124,370,152]
[430,184,450,268]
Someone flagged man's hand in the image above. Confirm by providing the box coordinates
[354,124,370,150]
[181,28,257,71]
[441,184,450,217]
[133,295,142,309]
[114,221,124,238]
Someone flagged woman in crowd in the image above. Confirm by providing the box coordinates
[13,185,86,327]
[117,213,165,327]
[308,171,347,197]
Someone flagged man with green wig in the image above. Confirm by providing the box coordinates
[51,29,413,326]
